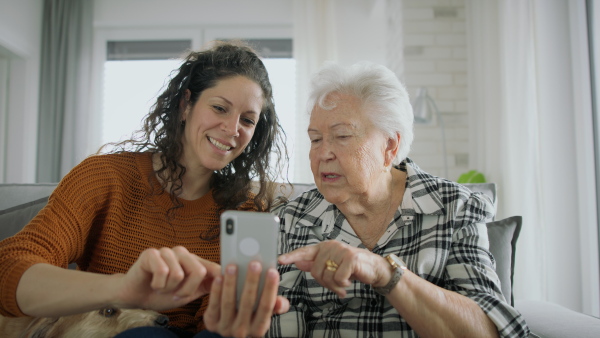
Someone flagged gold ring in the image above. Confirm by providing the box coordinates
[326,259,339,271]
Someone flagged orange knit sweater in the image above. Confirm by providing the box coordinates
[0,152,256,333]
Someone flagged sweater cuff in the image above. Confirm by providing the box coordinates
[0,258,46,317]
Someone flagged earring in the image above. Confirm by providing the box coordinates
[181,120,186,127]
[383,160,390,172]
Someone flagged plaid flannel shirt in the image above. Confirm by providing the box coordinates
[267,158,529,338]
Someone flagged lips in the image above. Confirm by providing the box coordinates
[208,136,233,151]
[321,172,341,180]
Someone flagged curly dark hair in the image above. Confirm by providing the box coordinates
[102,40,288,217]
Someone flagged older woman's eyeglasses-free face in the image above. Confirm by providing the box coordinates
[307,92,393,205]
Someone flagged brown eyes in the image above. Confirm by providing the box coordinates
[212,105,256,126]
[212,105,226,112]
[99,308,119,317]
[242,118,256,126]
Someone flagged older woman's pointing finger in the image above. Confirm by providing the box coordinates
[278,241,391,299]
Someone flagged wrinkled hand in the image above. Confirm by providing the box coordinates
[203,261,290,338]
[116,246,220,311]
[278,240,390,298]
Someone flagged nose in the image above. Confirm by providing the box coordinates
[222,116,240,137]
[314,140,335,162]
[154,315,169,327]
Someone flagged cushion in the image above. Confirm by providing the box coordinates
[290,183,317,199]
[516,299,600,338]
[486,215,522,306]
[0,183,57,210]
[463,182,498,216]
[0,196,49,240]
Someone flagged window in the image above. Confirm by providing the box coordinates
[102,40,192,145]
[102,58,182,144]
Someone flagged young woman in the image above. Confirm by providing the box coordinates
[0,41,289,338]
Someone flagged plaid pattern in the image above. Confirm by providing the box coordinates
[267,159,529,337]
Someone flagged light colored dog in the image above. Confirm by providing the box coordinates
[0,307,169,338]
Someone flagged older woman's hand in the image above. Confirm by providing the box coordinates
[278,241,392,298]
[203,261,290,338]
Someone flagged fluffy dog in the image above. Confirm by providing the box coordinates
[0,307,169,338]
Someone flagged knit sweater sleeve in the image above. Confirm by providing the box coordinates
[0,155,118,317]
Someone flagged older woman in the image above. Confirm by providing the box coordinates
[267,62,529,337]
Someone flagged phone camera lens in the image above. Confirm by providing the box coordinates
[225,219,234,234]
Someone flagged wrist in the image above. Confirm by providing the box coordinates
[373,254,407,296]
[373,256,394,288]
[109,273,131,309]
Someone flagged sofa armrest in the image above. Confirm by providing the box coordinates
[0,183,57,210]
[515,300,600,337]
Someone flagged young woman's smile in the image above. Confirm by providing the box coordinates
[181,75,264,173]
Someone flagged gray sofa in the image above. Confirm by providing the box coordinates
[1,182,599,337]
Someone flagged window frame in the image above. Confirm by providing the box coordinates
[89,27,202,155]
[89,26,295,177]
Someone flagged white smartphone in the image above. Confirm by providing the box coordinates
[220,210,279,309]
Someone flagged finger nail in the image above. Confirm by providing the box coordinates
[250,261,261,272]
[267,268,278,278]
[214,276,222,285]
[226,265,236,275]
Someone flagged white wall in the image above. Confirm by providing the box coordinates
[0,0,43,183]
[403,0,469,180]
[333,0,387,67]
[94,0,293,27]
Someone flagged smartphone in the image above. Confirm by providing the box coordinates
[220,210,279,309]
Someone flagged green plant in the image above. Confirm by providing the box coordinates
[457,170,486,183]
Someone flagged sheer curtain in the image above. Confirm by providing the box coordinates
[37,0,93,182]
[293,0,338,183]
[467,0,599,315]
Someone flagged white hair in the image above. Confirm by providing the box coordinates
[307,61,414,164]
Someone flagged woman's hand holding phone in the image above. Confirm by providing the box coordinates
[203,261,289,337]
[203,211,290,337]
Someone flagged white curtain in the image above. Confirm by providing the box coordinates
[37,0,93,182]
[386,0,404,82]
[293,0,338,184]
[467,0,599,315]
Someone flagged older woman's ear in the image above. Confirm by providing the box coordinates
[384,132,401,167]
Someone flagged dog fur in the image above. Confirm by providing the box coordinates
[0,307,169,338]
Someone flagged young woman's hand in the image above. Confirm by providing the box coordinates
[203,261,289,338]
[116,246,221,311]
